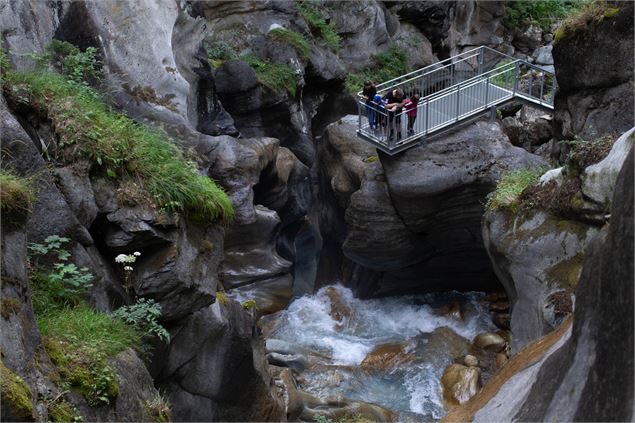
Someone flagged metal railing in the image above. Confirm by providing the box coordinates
[356,46,556,155]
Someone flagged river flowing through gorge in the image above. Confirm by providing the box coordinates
[259,286,499,421]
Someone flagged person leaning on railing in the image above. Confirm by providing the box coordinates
[362,80,377,130]
[383,88,405,141]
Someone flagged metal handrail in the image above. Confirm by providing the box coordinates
[355,45,556,155]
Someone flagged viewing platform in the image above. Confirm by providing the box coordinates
[356,46,556,155]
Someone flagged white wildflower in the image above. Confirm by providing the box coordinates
[115,254,128,263]
[133,251,141,257]
[124,266,133,272]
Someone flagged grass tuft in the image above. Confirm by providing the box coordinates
[269,28,311,58]
[38,305,140,356]
[2,70,234,225]
[486,167,546,211]
[0,171,34,219]
[296,1,341,52]
[243,55,297,97]
[554,0,619,42]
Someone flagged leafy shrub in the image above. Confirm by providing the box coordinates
[269,28,311,58]
[0,170,34,219]
[205,39,238,68]
[243,55,297,97]
[43,40,102,85]
[296,1,341,52]
[3,55,234,225]
[486,168,547,211]
[554,0,620,42]
[112,298,170,343]
[345,45,409,93]
[503,0,587,31]
[29,236,93,312]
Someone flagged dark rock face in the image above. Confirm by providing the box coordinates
[159,302,284,421]
[513,146,634,422]
[552,2,634,140]
[385,1,454,49]
[318,117,545,297]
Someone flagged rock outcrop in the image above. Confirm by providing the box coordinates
[448,146,634,423]
[552,2,634,141]
[317,116,545,297]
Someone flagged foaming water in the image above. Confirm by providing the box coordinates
[267,285,496,420]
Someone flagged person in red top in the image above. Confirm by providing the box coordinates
[403,93,420,136]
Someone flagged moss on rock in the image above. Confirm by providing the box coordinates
[546,252,585,289]
[43,337,120,407]
[0,361,35,421]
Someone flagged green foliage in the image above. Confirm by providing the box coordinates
[204,39,238,68]
[0,47,10,77]
[0,362,35,421]
[314,414,335,423]
[486,167,547,211]
[29,236,93,313]
[39,305,140,357]
[269,28,311,58]
[112,298,170,343]
[345,45,409,93]
[144,392,172,422]
[3,60,234,224]
[503,0,587,31]
[45,396,83,422]
[296,1,341,52]
[554,0,620,42]
[0,170,34,218]
[43,335,121,407]
[490,58,516,88]
[38,40,102,85]
[243,54,297,97]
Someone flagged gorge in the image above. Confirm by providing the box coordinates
[0,1,633,422]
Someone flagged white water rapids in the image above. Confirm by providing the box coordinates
[264,285,497,421]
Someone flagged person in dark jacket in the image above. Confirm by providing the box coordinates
[383,88,405,141]
[361,80,377,130]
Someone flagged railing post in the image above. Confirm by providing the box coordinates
[528,73,533,97]
[478,47,484,75]
[425,98,430,135]
[455,84,461,122]
[485,75,490,107]
[551,73,556,105]
[539,73,544,103]
[513,61,519,95]
[357,98,362,133]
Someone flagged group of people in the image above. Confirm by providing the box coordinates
[361,80,420,141]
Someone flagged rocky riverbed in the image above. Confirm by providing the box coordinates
[261,285,512,421]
